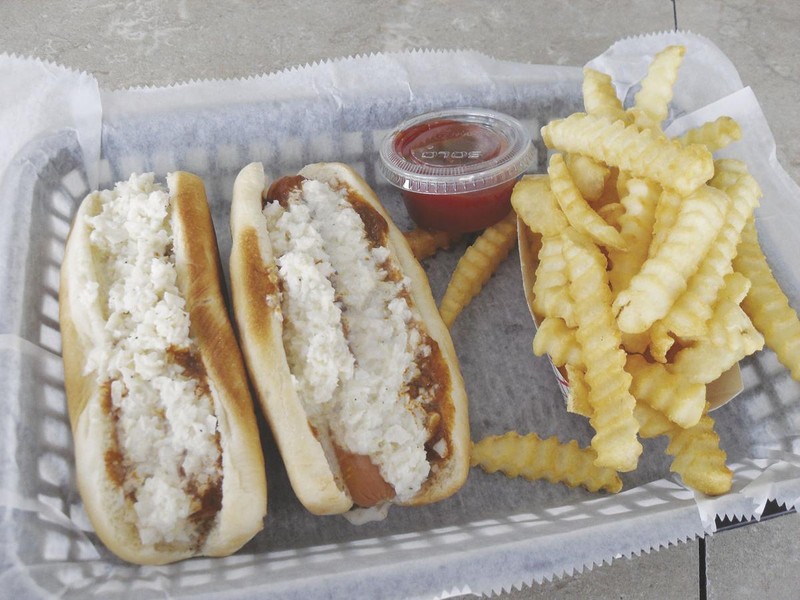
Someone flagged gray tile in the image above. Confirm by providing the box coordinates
[707,512,800,600]
[456,539,699,600]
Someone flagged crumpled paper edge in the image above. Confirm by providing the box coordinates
[98,47,580,123]
[0,52,102,190]
[112,48,482,92]
[107,46,574,94]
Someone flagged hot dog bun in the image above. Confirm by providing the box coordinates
[229,162,470,515]
[60,172,267,564]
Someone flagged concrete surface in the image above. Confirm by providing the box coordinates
[495,539,701,600]
[3,1,800,599]
[706,511,800,600]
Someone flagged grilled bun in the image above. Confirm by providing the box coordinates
[60,172,267,564]
[229,162,469,515]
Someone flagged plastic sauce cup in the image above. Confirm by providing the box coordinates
[379,108,535,233]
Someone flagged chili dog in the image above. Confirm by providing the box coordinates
[59,172,267,564]
[229,162,470,514]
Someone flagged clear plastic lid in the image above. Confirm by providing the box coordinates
[379,107,535,195]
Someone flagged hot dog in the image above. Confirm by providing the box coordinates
[59,172,267,564]
[229,162,470,514]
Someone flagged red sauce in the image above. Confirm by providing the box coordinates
[381,110,533,233]
[401,181,517,233]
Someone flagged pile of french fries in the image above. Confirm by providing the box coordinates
[407,45,800,496]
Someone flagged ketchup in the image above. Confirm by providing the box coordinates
[401,180,518,233]
[379,108,534,233]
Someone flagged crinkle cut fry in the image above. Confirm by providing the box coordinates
[633,401,673,439]
[403,227,462,261]
[733,217,800,380]
[548,153,626,250]
[651,321,680,364]
[597,202,624,228]
[532,235,574,326]
[439,211,517,328]
[635,403,732,496]
[565,364,591,418]
[607,177,660,298]
[565,153,610,203]
[678,116,742,153]
[532,317,582,367]
[707,272,751,348]
[626,354,705,429]
[547,154,625,250]
[628,45,686,130]
[562,229,642,472]
[710,158,749,190]
[582,67,627,123]
[471,431,622,493]
[593,166,622,210]
[647,189,682,260]
[663,165,761,338]
[669,273,764,384]
[511,175,569,238]
[666,412,732,496]
[541,113,714,197]
[613,185,730,334]
[577,393,730,496]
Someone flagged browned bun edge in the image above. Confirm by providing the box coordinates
[229,162,353,515]
[230,161,469,513]
[59,172,266,564]
[168,172,267,555]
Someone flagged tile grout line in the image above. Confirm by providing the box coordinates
[699,535,708,600]
[671,0,679,30]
